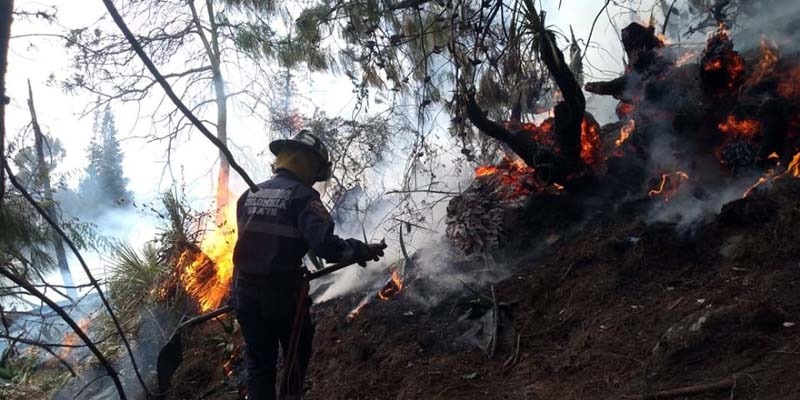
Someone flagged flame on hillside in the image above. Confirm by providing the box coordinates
[59,317,91,360]
[377,265,404,301]
[346,264,406,322]
[615,119,636,156]
[178,199,237,312]
[648,171,689,202]
[743,39,779,89]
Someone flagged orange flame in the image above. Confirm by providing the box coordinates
[346,295,371,322]
[476,165,499,177]
[474,157,538,199]
[742,152,800,197]
[717,115,760,141]
[743,39,779,89]
[179,198,237,312]
[616,119,636,148]
[377,265,404,301]
[782,152,800,178]
[59,317,91,360]
[648,171,689,202]
[742,175,771,198]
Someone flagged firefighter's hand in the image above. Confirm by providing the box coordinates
[358,242,387,267]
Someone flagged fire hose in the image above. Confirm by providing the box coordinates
[156,249,385,397]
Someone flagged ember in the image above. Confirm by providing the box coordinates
[777,66,800,99]
[701,24,746,95]
[519,120,555,147]
[474,157,538,200]
[648,171,689,202]
[616,102,635,119]
[580,117,603,167]
[717,115,760,141]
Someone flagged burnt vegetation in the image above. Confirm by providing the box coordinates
[1,0,800,399]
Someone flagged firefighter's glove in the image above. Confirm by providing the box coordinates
[348,240,386,267]
[363,242,386,266]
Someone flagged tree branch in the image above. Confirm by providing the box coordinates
[0,267,124,398]
[101,0,259,191]
[465,94,565,180]
[1,334,78,376]
[388,0,433,11]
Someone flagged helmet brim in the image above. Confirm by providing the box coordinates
[269,139,311,156]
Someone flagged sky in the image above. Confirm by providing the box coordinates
[5,0,669,292]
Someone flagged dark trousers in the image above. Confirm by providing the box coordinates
[233,277,314,400]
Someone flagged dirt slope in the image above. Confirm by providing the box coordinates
[303,180,800,400]
[172,179,800,400]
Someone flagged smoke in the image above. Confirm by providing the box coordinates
[731,0,800,52]
[646,177,758,231]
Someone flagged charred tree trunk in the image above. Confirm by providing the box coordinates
[27,81,77,301]
[465,96,566,181]
[464,0,586,181]
[758,98,790,164]
[585,22,667,99]
[524,0,585,169]
[0,0,13,205]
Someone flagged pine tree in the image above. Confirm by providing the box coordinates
[79,106,132,210]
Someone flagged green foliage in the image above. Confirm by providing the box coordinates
[233,22,276,59]
[0,193,54,277]
[78,105,132,211]
[108,242,169,317]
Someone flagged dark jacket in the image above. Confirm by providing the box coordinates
[232,169,360,280]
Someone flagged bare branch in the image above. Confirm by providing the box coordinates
[2,163,148,396]
[101,0,258,191]
[0,267,125,398]
[1,334,78,377]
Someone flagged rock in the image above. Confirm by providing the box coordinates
[719,234,744,258]
[718,196,779,227]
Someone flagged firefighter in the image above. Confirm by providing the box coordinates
[231,130,385,400]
